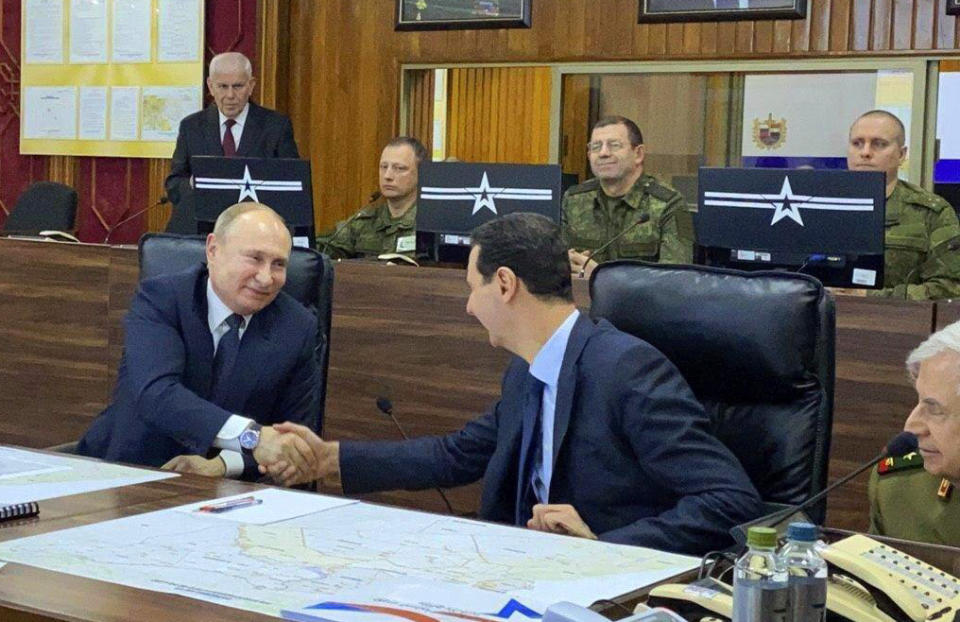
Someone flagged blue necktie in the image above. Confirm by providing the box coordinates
[211,314,243,403]
[516,375,545,526]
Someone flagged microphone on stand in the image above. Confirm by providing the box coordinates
[375,396,456,515]
[103,196,169,243]
[732,431,919,543]
[577,213,651,278]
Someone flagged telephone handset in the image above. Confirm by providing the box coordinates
[645,535,960,622]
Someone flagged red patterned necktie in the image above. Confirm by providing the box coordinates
[222,118,237,157]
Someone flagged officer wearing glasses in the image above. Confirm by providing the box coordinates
[562,116,692,278]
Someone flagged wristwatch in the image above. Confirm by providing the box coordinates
[238,423,263,455]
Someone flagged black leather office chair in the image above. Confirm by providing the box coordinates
[137,233,334,434]
[589,261,835,523]
[3,182,78,235]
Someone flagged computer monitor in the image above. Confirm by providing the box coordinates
[416,161,562,264]
[190,156,315,241]
[696,167,887,289]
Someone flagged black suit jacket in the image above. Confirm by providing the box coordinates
[339,315,762,555]
[164,102,300,233]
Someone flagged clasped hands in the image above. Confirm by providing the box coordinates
[161,423,339,486]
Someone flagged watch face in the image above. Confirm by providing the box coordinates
[239,428,260,450]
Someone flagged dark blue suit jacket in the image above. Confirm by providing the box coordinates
[340,314,761,554]
[164,102,300,233]
[78,264,319,479]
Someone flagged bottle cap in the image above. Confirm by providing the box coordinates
[746,526,778,548]
[786,522,818,542]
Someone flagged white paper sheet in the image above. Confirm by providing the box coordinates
[109,86,140,140]
[24,0,64,64]
[175,488,355,525]
[70,0,108,64]
[23,87,77,139]
[78,86,108,140]
[111,0,152,63]
[157,0,201,62]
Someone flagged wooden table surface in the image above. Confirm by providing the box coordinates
[0,238,940,532]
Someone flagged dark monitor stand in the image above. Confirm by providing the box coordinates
[696,167,887,289]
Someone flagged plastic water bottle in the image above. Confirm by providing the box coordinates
[781,522,828,622]
[733,526,788,622]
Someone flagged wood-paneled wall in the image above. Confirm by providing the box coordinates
[283,0,960,232]
[446,67,552,163]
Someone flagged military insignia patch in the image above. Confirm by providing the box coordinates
[938,478,953,501]
[877,451,923,475]
[752,113,787,150]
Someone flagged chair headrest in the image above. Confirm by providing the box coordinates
[589,261,824,401]
[138,233,324,309]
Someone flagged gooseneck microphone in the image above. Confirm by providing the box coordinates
[738,431,918,535]
[103,196,169,243]
[375,397,456,515]
[577,213,651,278]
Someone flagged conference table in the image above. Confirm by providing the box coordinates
[0,237,944,532]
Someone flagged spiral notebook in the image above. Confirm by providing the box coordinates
[0,502,39,522]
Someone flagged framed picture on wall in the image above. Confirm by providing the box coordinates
[396,0,532,31]
[638,0,807,23]
[949,0,960,16]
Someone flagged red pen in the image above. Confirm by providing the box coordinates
[198,496,263,514]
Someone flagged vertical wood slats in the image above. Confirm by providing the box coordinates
[445,67,552,164]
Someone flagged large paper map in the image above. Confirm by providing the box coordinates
[0,447,176,505]
[0,495,697,622]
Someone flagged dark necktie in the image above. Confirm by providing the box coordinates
[515,375,545,526]
[211,313,243,403]
[222,118,237,157]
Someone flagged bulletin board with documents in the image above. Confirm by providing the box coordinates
[19,0,204,158]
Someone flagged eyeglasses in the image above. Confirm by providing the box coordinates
[586,140,628,154]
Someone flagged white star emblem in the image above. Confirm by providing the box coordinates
[768,177,808,226]
[237,165,259,202]
[469,172,499,215]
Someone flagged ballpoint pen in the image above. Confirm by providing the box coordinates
[197,496,263,514]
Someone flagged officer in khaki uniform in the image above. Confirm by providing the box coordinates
[563,116,692,278]
[868,320,960,546]
[322,137,426,261]
[847,110,960,300]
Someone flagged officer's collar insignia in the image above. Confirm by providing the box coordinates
[938,478,953,501]
[877,451,923,475]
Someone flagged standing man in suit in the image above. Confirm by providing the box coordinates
[78,203,319,482]
[267,213,761,555]
[164,52,300,233]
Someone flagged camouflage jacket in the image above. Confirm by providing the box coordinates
[560,173,693,264]
[868,453,960,546]
[321,200,417,260]
[869,180,960,300]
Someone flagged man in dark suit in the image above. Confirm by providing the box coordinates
[164,52,300,234]
[78,203,318,481]
[270,213,761,554]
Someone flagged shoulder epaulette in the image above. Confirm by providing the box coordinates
[877,451,924,475]
[898,181,950,213]
[566,178,600,196]
[644,178,681,203]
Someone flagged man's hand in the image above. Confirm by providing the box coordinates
[256,422,340,487]
[161,454,226,478]
[527,504,598,539]
[568,249,597,279]
[252,426,318,485]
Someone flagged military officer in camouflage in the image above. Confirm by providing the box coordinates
[847,110,960,300]
[562,116,692,278]
[321,137,427,260]
[869,320,960,545]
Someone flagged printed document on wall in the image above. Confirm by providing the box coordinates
[158,0,202,62]
[111,0,152,63]
[24,0,64,64]
[23,87,76,139]
[70,0,108,64]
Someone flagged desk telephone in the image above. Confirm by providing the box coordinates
[646,535,960,622]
